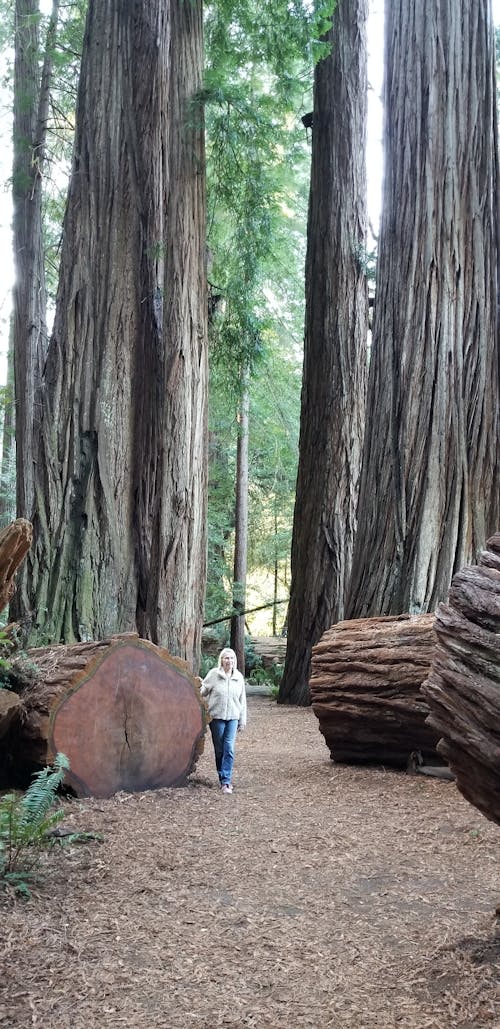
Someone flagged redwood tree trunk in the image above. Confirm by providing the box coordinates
[12,0,60,521]
[278,0,368,705]
[346,0,500,619]
[0,339,16,527]
[16,1,208,666]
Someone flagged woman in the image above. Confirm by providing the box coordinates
[200,647,247,794]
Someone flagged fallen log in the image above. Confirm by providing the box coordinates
[422,532,500,826]
[2,634,206,797]
[310,614,442,767]
[0,688,23,740]
[251,636,286,668]
[202,632,287,669]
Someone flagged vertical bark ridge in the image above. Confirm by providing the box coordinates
[17,0,207,665]
[347,0,499,620]
[279,0,368,704]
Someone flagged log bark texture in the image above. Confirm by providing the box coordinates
[0,518,33,612]
[2,634,206,796]
[310,614,440,766]
[422,532,500,825]
[251,637,286,668]
[0,689,23,742]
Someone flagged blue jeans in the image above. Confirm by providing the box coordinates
[210,719,238,785]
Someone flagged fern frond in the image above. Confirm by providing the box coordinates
[3,871,34,898]
[19,753,69,829]
[0,755,72,893]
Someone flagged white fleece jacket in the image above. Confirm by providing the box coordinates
[200,667,247,727]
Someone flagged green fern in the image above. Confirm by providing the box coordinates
[18,753,69,828]
[0,753,69,896]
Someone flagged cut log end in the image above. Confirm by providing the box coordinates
[3,636,207,798]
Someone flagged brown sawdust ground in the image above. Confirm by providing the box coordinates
[1,694,499,1029]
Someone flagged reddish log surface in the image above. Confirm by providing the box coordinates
[3,634,206,797]
[0,518,32,612]
[422,532,500,826]
[0,688,23,741]
[310,614,441,767]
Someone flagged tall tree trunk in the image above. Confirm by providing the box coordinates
[278,0,368,705]
[17,0,207,667]
[230,370,249,674]
[346,0,500,620]
[12,0,60,520]
[0,332,16,528]
[272,507,278,636]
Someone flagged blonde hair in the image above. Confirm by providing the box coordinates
[218,647,237,671]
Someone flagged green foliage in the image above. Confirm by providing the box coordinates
[50,828,103,846]
[0,627,15,687]
[0,753,69,897]
[205,0,312,377]
[0,624,41,688]
[247,659,284,691]
[203,0,311,624]
[205,329,301,626]
[199,652,216,678]
[41,0,86,304]
[311,0,337,63]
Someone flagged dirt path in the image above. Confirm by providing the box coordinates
[1,696,499,1028]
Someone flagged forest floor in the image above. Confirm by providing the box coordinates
[1,694,499,1029]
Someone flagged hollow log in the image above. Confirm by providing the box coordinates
[310,614,442,767]
[2,634,206,797]
[422,532,500,826]
[0,518,32,612]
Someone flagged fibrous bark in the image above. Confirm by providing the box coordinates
[310,614,440,766]
[347,0,500,619]
[16,1,207,666]
[0,518,33,613]
[12,0,60,519]
[422,532,500,825]
[3,635,206,796]
[279,0,368,705]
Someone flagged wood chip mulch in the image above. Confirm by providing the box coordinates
[1,696,499,1028]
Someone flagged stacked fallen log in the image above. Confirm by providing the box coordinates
[202,632,287,668]
[310,614,441,767]
[251,636,286,668]
[422,532,500,825]
[2,634,207,797]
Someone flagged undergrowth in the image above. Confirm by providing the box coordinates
[0,753,69,897]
